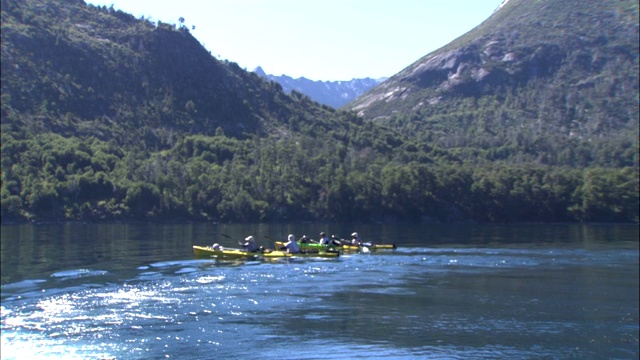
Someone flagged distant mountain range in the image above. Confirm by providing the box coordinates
[253,66,386,108]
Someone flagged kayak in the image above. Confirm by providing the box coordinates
[340,243,397,251]
[274,241,397,252]
[193,245,259,259]
[366,243,397,250]
[193,245,339,259]
[261,249,339,258]
[274,242,326,250]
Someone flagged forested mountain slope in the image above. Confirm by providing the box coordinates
[349,0,639,169]
[1,0,637,224]
[0,0,344,141]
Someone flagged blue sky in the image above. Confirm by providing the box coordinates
[86,0,504,81]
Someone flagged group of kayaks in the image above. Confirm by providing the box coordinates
[192,239,397,260]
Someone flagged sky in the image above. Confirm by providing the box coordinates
[85,0,505,81]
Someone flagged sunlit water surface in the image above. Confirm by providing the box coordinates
[1,223,638,359]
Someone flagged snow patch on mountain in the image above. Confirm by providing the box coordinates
[495,0,511,13]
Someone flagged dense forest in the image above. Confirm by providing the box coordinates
[1,0,638,223]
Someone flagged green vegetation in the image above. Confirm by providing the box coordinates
[2,128,636,223]
[1,0,638,223]
[350,0,638,169]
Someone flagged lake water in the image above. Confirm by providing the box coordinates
[1,222,638,359]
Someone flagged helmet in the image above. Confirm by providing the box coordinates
[245,236,255,242]
[212,243,221,250]
[320,232,326,236]
[288,234,295,242]
[351,232,358,238]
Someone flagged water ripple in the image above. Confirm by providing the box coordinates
[50,269,108,279]
[1,243,637,360]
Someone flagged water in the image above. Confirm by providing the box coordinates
[1,223,638,359]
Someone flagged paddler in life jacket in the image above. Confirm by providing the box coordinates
[283,234,301,253]
[318,232,330,245]
[350,232,373,247]
[350,232,362,246]
[239,236,259,252]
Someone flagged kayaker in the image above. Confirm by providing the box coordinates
[350,232,373,247]
[283,234,301,253]
[350,232,362,246]
[318,232,330,245]
[330,235,342,246]
[239,236,259,252]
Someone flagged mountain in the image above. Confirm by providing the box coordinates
[1,0,354,142]
[1,0,637,224]
[253,66,385,108]
[0,0,410,222]
[349,0,638,167]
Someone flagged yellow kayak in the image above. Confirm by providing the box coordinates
[193,245,339,259]
[339,243,397,251]
[193,245,259,259]
[261,249,339,258]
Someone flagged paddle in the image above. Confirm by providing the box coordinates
[263,235,288,251]
[219,232,244,247]
[218,233,256,252]
[263,234,277,241]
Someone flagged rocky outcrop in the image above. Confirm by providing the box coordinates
[348,0,639,126]
[352,37,565,116]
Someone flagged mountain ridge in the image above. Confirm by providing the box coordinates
[351,0,638,127]
[347,0,638,168]
[253,66,386,108]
